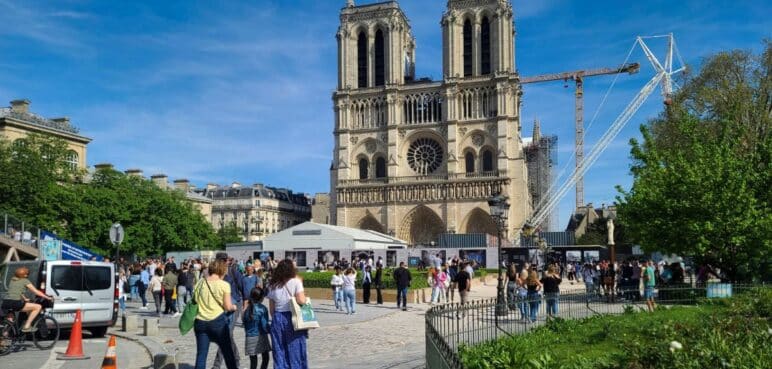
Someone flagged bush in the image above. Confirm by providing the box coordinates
[459,287,772,369]
[299,269,430,290]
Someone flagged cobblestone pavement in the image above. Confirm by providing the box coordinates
[110,278,588,368]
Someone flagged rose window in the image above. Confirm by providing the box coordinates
[407,138,443,174]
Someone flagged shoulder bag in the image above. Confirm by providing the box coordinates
[285,283,320,330]
[179,278,216,335]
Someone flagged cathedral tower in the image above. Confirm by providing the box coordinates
[331,0,530,245]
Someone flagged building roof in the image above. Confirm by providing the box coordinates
[0,106,89,141]
[263,221,407,251]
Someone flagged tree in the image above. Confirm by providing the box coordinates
[216,220,244,247]
[616,41,771,282]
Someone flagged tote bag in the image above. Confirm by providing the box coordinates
[285,286,320,330]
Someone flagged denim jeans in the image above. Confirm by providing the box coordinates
[194,314,237,369]
[118,296,126,314]
[344,288,356,313]
[213,306,241,369]
[517,296,529,320]
[431,286,444,303]
[585,282,595,296]
[397,287,408,308]
[527,292,541,322]
[137,281,148,307]
[545,293,559,316]
[177,286,189,311]
[506,282,517,309]
[333,288,343,310]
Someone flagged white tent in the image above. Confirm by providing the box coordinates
[262,222,407,251]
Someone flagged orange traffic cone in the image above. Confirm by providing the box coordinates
[101,335,117,369]
[57,309,90,360]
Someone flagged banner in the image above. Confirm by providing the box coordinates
[41,237,61,261]
[41,231,102,261]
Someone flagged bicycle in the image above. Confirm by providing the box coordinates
[0,300,60,355]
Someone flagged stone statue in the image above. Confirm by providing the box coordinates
[606,218,615,245]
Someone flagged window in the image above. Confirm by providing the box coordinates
[374,29,385,86]
[357,32,368,88]
[359,158,369,179]
[465,152,475,173]
[51,266,112,291]
[481,17,491,75]
[463,20,473,77]
[482,149,494,172]
[284,251,307,267]
[65,150,79,170]
[375,157,386,178]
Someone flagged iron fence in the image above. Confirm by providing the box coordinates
[425,283,761,369]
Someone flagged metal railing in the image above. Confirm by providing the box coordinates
[425,283,762,369]
[1,211,43,249]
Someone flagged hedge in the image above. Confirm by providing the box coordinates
[459,287,772,369]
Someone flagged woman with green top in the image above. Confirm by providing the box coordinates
[193,259,238,369]
[1,267,53,332]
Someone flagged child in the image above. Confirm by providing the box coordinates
[243,287,271,369]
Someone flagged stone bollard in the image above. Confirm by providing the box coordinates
[154,353,178,369]
[412,290,419,304]
[143,318,159,336]
[122,314,138,332]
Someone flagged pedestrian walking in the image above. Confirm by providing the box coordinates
[362,266,373,304]
[455,263,471,318]
[213,254,245,369]
[138,265,150,309]
[192,259,239,369]
[374,264,384,304]
[446,260,458,303]
[163,268,179,317]
[330,267,344,311]
[393,262,412,311]
[267,259,309,369]
[243,287,271,369]
[541,265,561,319]
[526,269,542,323]
[342,268,357,314]
[504,264,518,310]
[150,268,164,316]
[117,270,127,316]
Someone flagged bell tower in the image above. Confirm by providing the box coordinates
[442,0,515,79]
[336,1,415,90]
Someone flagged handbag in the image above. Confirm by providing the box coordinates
[179,278,215,335]
[285,285,320,330]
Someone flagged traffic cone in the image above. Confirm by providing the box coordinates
[101,335,117,369]
[57,309,90,360]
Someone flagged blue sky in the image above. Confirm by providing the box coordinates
[1,0,769,229]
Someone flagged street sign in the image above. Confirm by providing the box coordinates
[109,223,124,245]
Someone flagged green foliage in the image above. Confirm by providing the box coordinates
[0,134,219,257]
[616,42,772,282]
[217,221,244,246]
[459,288,772,369]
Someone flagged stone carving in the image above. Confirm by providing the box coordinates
[458,127,468,136]
[487,123,497,135]
[438,125,447,136]
[380,133,388,143]
[365,140,377,154]
[398,128,406,139]
[337,179,510,205]
[607,218,615,245]
[350,136,359,144]
[472,133,484,147]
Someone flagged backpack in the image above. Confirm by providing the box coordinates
[122,279,130,294]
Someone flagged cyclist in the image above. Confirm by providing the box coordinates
[1,267,53,332]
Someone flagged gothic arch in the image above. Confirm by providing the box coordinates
[399,205,445,246]
[358,213,385,233]
[460,207,498,236]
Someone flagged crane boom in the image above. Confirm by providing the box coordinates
[520,63,641,84]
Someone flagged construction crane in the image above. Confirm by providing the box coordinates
[521,62,641,210]
[522,34,685,237]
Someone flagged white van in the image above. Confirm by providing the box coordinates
[0,260,118,337]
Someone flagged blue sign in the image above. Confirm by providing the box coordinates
[41,231,102,261]
[41,238,61,261]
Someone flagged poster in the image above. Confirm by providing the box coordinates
[317,251,340,267]
[41,238,61,261]
[41,231,101,261]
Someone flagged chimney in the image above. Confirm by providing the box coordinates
[252,183,265,190]
[206,183,218,190]
[94,163,114,171]
[231,181,241,188]
[151,174,168,189]
[124,168,144,178]
[173,178,190,192]
[10,99,30,114]
[51,117,71,126]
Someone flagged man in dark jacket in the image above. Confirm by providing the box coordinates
[393,262,412,311]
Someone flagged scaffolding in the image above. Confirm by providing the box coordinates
[525,120,558,231]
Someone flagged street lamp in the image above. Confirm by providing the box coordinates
[488,194,510,316]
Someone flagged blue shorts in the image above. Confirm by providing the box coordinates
[644,286,655,299]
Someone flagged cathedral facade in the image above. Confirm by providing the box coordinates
[331,0,530,245]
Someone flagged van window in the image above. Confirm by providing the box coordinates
[51,266,112,291]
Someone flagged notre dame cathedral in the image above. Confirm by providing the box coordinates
[330,0,530,245]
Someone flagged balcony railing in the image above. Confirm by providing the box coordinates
[339,171,500,186]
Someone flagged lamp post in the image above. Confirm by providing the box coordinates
[488,194,510,316]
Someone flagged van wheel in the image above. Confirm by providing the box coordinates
[89,326,107,338]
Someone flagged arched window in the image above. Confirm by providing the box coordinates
[463,19,473,77]
[374,29,385,86]
[359,158,369,179]
[65,150,79,170]
[357,32,368,88]
[375,157,386,178]
[480,17,491,75]
[482,149,494,172]
[465,152,475,173]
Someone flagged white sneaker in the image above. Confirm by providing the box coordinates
[172,312,181,318]
[139,306,148,310]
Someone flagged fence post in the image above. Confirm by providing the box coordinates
[3,213,7,234]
